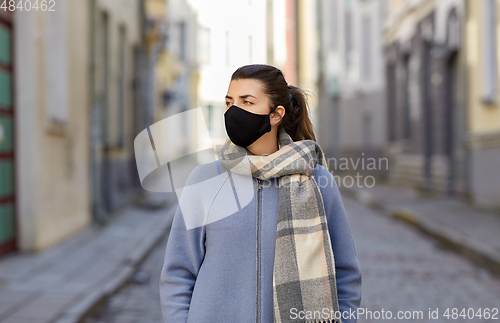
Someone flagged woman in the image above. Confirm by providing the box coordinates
[160,64,362,323]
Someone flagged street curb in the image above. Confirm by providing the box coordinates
[53,202,178,323]
[391,208,420,227]
[342,187,500,280]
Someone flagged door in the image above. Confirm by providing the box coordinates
[445,51,458,195]
[0,15,15,256]
[422,40,433,190]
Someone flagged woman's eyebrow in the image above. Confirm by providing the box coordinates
[225,94,257,100]
[240,94,257,99]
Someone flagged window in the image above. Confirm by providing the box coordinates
[207,104,213,133]
[101,11,109,143]
[362,16,372,80]
[403,54,411,140]
[249,35,253,63]
[179,21,187,61]
[118,25,126,146]
[329,0,338,50]
[225,31,230,67]
[482,0,498,103]
[46,0,69,125]
[344,4,352,69]
[198,26,211,65]
[387,63,397,142]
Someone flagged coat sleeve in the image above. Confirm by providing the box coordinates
[318,166,362,323]
[159,167,207,323]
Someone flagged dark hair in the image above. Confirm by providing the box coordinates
[230,64,317,142]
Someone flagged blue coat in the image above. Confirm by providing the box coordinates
[159,159,362,322]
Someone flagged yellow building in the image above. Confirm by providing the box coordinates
[0,0,143,255]
[151,0,199,123]
[296,0,320,124]
[5,1,92,252]
[465,0,500,208]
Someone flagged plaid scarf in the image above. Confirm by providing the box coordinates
[219,127,341,323]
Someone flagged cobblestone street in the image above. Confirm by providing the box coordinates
[348,197,500,322]
[86,196,500,323]
[84,231,171,323]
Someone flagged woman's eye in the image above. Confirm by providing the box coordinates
[244,100,253,105]
[225,102,232,106]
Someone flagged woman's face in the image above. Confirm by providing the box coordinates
[225,78,273,115]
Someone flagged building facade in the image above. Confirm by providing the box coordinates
[465,0,500,208]
[382,0,467,197]
[316,0,387,177]
[0,0,145,255]
[5,1,92,252]
[0,10,15,255]
[89,0,143,222]
[266,0,298,85]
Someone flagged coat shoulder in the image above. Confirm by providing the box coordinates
[313,164,338,187]
[184,160,222,186]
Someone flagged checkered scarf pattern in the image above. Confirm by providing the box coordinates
[219,127,341,323]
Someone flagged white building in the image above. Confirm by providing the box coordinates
[317,0,387,173]
[186,0,268,150]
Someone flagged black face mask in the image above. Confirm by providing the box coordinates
[224,104,279,147]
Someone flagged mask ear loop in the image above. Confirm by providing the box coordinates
[270,105,283,130]
[270,105,282,122]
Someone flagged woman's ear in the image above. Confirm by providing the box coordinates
[271,105,285,126]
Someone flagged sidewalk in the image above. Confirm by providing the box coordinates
[0,194,178,323]
[341,184,500,279]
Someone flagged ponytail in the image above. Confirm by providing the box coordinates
[280,85,316,142]
[231,64,317,142]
